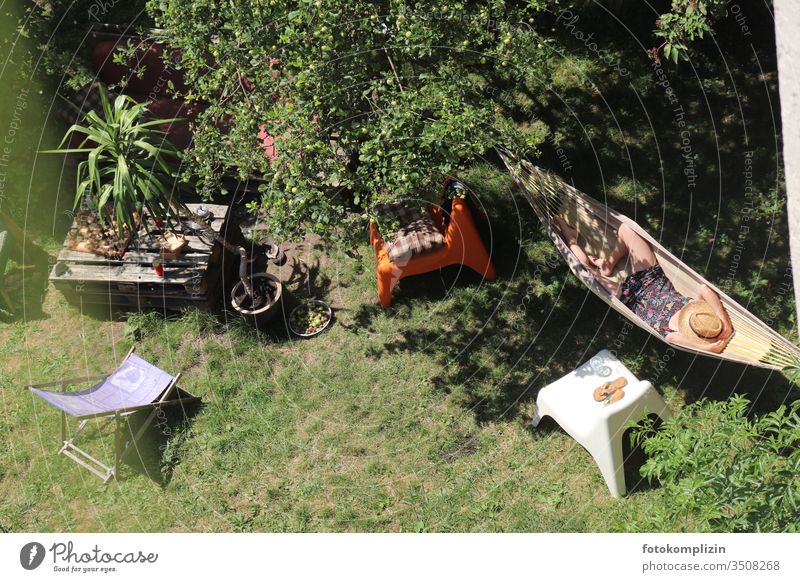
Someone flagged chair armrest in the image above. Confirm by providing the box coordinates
[427,204,447,233]
[369,223,390,259]
[443,196,471,239]
[369,222,383,246]
[27,374,109,390]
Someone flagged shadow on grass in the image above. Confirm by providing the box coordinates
[121,393,204,486]
[0,262,50,323]
[346,0,796,428]
[349,182,797,429]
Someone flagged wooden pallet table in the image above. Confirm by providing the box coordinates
[49,203,239,312]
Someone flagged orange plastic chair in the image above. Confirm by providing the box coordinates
[369,185,497,307]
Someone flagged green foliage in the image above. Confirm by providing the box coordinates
[146,0,549,241]
[652,1,727,63]
[43,86,186,235]
[10,1,153,92]
[634,395,800,532]
[783,355,800,388]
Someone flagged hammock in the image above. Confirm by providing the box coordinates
[498,148,800,372]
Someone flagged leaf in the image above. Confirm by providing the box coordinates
[98,183,113,210]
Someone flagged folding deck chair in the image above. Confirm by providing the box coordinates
[28,347,200,482]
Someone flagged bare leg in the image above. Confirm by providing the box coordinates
[552,216,593,267]
[597,223,657,275]
[552,216,619,295]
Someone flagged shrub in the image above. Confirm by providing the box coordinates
[146,0,551,241]
[634,395,800,532]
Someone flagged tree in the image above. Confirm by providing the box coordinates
[146,0,550,241]
[650,0,728,64]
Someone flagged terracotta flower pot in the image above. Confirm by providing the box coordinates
[231,272,283,329]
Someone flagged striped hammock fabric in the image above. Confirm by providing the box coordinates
[499,148,800,372]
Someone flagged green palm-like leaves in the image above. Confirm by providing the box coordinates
[44,85,186,236]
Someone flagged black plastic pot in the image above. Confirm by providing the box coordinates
[230,272,283,328]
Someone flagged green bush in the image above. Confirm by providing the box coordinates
[634,395,800,532]
[146,0,550,241]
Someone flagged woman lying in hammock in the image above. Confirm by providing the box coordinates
[553,216,734,354]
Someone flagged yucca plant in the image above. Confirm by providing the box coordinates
[45,85,263,303]
[43,85,185,236]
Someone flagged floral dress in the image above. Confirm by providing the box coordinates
[619,265,689,337]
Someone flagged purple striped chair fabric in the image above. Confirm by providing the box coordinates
[30,354,174,417]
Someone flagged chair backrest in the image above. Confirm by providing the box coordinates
[102,353,176,407]
[31,353,175,417]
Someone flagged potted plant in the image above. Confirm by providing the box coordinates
[231,271,283,328]
[45,85,280,322]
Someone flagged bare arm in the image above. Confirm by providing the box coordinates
[564,237,619,296]
[695,284,734,339]
[665,331,730,354]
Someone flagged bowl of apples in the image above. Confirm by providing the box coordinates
[287,299,333,338]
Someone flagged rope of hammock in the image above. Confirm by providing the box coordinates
[498,147,800,372]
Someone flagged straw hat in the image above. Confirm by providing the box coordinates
[677,300,723,344]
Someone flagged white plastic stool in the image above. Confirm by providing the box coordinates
[531,349,672,498]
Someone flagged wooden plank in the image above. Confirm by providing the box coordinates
[50,260,206,285]
[62,448,111,480]
[54,285,211,301]
[55,290,214,311]
[56,243,216,266]
[53,253,221,292]
[60,265,221,295]
[55,230,222,266]
[50,202,235,312]
[50,203,230,277]
[52,256,222,297]
[52,244,221,282]
[55,203,228,253]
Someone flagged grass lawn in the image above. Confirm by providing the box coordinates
[2,165,797,533]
